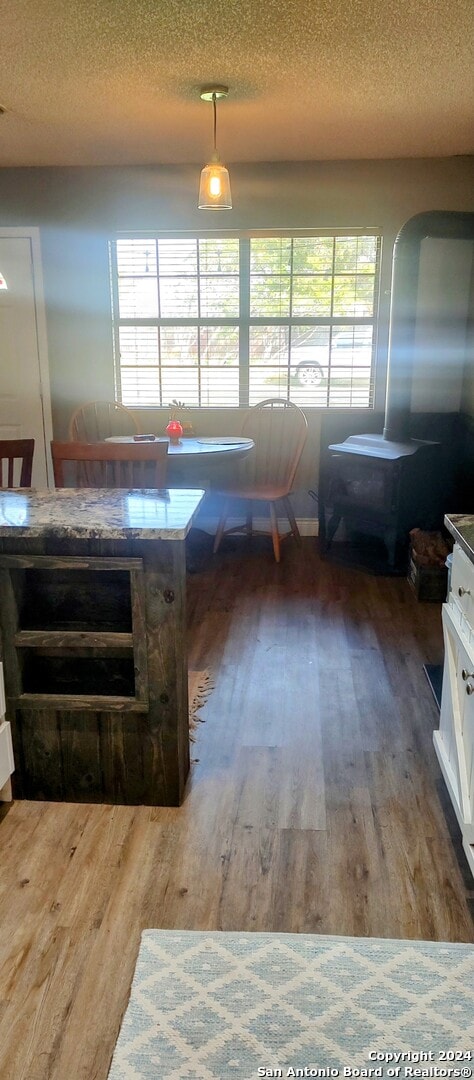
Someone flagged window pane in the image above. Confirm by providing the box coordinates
[159,277,198,318]
[289,380,329,407]
[328,368,372,408]
[119,321,160,404]
[158,239,197,275]
[119,326,159,366]
[116,240,157,276]
[250,276,291,316]
[121,366,160,407]
[330,325,373,367]
[251,238,291,274]
[200,276,239,317]
[249,367,290,404]
[198,238,239,317]
[158,239,198,317]
[356,236,378,273]
[199,238,239,274]
[291,325,330,350]
[161,369,199,406]
[200,328,239,405]
[291,275,332,317]
[335,235,377,274]
[250,238,292,316]
[333,275,375,317]
[117,239,159,315]
[326,324,374,407]
[293,236,333,273]
[250,326,289,365]
[116,241,158,318]
[249,326,291,401]
[160,327,198,366]
[290,326,329,404]
[200,327,239,366]
[118,277,158,318]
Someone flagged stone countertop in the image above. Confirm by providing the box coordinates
[444,514,474,564]
[0,488,205,541]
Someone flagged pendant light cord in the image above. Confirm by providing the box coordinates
[213,93,217,154]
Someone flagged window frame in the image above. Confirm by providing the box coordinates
[110,228,383,410]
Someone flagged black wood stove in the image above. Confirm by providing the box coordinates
[319,433,442,572]
[319,211,474,574]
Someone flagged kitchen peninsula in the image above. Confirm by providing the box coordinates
[0,486,204,806]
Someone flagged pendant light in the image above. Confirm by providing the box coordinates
[198,86,232,210]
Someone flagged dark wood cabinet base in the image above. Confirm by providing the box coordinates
[0,536,189,805]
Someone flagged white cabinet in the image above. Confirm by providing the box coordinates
[0,662,14,800]
[434,543,474,876]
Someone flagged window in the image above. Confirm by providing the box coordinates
[110,232,381,408]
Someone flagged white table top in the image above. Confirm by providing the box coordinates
[106,436,254,461]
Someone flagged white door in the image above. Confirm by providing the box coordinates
[0,230,53,486]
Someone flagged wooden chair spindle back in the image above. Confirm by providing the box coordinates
[68,401,140,442]
[51,441,168,490]
[0,439,35,488]
[241,398,307,489]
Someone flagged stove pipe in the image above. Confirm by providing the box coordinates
[383,210,474,442]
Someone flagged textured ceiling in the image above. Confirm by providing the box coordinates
[0,0,473,166]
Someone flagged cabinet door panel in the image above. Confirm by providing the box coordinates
[460,659,474,841]
[441,604,474,841]
[451,543,474,632]
[440,604,462,782]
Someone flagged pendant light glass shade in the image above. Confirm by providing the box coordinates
[198,155,232,210]
[198,87,232,210]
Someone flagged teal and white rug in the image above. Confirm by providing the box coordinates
[108,930,474,1080]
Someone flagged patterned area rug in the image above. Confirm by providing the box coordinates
[188,670,213,741]
[108,930,474,1080]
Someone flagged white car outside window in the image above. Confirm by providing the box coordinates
[291,331,373,386]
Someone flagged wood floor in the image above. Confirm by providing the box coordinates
[0,536,472,1080]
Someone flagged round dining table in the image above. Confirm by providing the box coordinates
[105,434,254,483]
[105,435,254,462]
[104,434,252,455]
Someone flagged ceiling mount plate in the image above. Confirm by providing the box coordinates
[200,86,229,102]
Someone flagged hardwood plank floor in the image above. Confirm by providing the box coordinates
[0,537,472,1080]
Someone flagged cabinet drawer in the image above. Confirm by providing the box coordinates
[0,721,14,790]
[450,543,474,633]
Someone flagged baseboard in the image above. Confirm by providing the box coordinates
[195,516,319,537]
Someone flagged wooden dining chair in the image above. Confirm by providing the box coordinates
[68,400,140,441]
[0,438,35,487]
[51,440,168,489]
[213,398,308,563]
